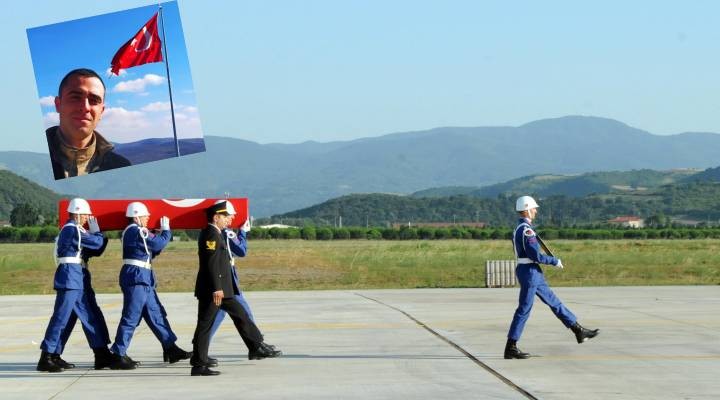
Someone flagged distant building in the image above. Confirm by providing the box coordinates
[608,216,644,228]
[392,222,486,229]
[258,224,297,229]
[0,220,10,227]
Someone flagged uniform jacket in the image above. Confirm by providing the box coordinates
[196,224,237,299]
[54,220,105,290]
[46,126,131,179]
[513,218,558,266]
[119,224,171,287]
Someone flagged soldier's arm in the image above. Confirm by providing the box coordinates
[145,229,172,252]
[523,229,558,266]
[228,230,247,257]
[80,230,105,250]
[82,236,109,260]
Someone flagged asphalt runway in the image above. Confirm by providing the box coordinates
[0,286,718,399]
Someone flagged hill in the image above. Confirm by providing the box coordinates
[3,116,720,217]
[412,169,701,198]
[273,181,720,227]
[0,170,64,222]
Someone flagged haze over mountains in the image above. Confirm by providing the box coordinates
[1,116,719,217]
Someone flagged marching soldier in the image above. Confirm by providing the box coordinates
[190,201,280,376]
[37,198,114,372]
[109,202,191,369]
[55,235,117,370]
[207,200,280,365]
[505,195,599,359]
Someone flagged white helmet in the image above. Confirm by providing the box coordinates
[214,199,236,215]
[126,201,150,217]
[515,196,539,212]
[67,198,92,215]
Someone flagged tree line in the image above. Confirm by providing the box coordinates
[4,225,720,243]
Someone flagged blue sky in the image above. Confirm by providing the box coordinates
[3,0,720,152]
[26,1,201,145]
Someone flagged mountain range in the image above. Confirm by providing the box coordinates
[2,115,720,217]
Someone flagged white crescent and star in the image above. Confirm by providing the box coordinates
[133,26,153,53]
[161,199,207,208]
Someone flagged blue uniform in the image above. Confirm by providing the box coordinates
[111,224,178,356]
[507,218,577,341]
[40,221,108,354]
[210,229,255,338]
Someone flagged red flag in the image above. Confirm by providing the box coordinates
[110,12,163,75]
[58,198,250,230]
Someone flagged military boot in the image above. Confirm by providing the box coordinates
[570,322,599,343]
[51,353,75,369]
[110,354,138,370]
[248,342,282,360]
[36,351,63,372]
[93,347,115,370]
[504,339,530,359]
[163,343,193,364]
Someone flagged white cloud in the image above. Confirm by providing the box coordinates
[96,105,203,143]
[141,101,171,112]
[112,74,166,93]
[39,96,56,107]
[43,112,59,128]
[106,67,127,77]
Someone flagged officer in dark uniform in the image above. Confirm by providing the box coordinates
[505,196,599,359]
[190,201,280,376]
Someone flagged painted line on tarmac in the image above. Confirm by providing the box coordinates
[355,293,538,400]
[48,368,93,400]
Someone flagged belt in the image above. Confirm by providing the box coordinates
[57,256,82,264]
[516,258,535,264]
[123,259,152,269]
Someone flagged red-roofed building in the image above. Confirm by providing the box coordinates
[608,216,644,228]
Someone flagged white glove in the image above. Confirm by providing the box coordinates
[160,216,170,231]
[88,216,100,233]
[241,220,251,233]
[555,259,564,269]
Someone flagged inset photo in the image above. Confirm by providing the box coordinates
[27,1,205,180]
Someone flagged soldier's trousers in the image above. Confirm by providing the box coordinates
[41,286,110,354]
[508,264,577,341]
[111,284,178,356]
[193,296,263,365]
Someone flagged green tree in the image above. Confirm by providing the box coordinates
[10,203,41,227]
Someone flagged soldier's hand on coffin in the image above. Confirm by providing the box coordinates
[241,220,251,233]
[160,216,170,231]
[88,216,100,233]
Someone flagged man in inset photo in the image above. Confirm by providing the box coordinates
[46,68,131,179]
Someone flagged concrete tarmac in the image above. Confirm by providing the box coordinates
[0,286,718,399]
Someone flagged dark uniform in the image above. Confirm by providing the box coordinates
[190,213,265,376]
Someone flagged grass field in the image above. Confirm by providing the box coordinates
[1,239,718,295]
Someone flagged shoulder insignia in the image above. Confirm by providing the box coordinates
[523,228,536,237]
[206,240,216,250]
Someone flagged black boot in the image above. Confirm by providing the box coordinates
[570,322,599,343]
[504,339,530,359]
[248,342,282,360]
[51,353,75,369]
[93,347,115,370]
[37,351,63,372]
[163,343,193,364]
[190,355,218,368]
[191,366,220,376]
[110,354,138,370]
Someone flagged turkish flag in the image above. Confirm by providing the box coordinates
[58,198,250,230]
[110,12,163,75]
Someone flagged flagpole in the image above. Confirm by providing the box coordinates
[158,5,180,157]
